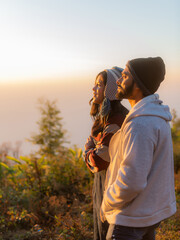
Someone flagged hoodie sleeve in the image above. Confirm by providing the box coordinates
[101,123,155,214]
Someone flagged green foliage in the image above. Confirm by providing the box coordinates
[156,192,180,239]
[0,161,11,170]
[0,147,93,239]
[6,156,22,165]
[0,99,93,239]
[171,110,180,173]
[28,99,66,156]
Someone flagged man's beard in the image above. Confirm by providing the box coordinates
[116,81,134,100]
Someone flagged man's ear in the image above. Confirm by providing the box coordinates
[133,81,140,90]
[133,82,144,97]
[134,82,143,92]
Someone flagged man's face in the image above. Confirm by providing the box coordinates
[116,67,134,100]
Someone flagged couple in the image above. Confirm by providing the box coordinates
[83,57,176,240]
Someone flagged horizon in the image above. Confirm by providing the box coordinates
[0,76,179,156]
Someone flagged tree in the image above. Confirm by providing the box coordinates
[171,109,180,173]
[28,99,67,156]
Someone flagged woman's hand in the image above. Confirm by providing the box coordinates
[84,135,95,150]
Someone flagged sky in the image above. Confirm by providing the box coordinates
[0,0,179,155]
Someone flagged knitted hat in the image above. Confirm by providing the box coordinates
[104,66,123,100]
[99,67,123,118]
[126,57,165,95]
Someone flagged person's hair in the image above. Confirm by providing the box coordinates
[89,71,127,137]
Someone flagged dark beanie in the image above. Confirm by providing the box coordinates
[126,57,165,95]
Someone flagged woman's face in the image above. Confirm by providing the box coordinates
[92,74,105,104]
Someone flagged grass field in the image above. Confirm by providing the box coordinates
[0,155,179,240]
[156,172,180,240]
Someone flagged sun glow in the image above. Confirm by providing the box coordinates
[0,36,97,83]
[0,16,99,83]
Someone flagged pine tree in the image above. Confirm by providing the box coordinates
[28,99,66,156]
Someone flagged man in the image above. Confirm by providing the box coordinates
[100,57,176,240]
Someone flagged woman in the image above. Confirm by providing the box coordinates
[83,67,128,240]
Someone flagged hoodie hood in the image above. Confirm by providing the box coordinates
[121,94,172,130]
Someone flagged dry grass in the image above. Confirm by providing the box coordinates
[156,172,180,240]
[0,166,180,240]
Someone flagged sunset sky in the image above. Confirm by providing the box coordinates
[0,0,179,154]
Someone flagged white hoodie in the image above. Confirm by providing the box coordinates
[100,94,176,227]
